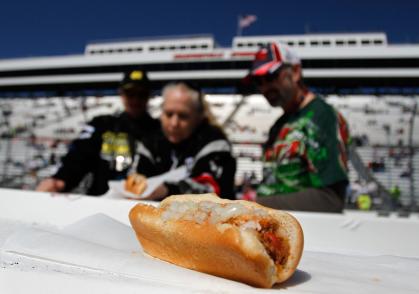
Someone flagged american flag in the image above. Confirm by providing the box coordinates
[239,15,257,28]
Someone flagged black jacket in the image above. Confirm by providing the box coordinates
[54,112,159,196]
[135,121,236,199]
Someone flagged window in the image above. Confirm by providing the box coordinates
[322,40,331,46]
[310,40,319,46]
[287,41,295,46]
[373,39,383,45]
[361,39,371,45]
[336,40,345,46]
[348,40,357,46]
[237,43,244,48]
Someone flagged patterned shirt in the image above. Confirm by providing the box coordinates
[257,96,350,196]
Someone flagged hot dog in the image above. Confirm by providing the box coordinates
[125,173,147,195]
[129,193,304,288]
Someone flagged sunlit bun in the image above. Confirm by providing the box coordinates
[129,193,304,288]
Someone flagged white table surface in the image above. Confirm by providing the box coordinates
[1,188,419,293]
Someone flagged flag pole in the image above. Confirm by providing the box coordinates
[237,15,242,36]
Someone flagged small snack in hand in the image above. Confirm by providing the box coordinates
[125,173,147,195]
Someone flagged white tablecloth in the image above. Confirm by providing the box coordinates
[1,188,419,293]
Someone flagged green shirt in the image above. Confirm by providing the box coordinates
[258,96,350,196]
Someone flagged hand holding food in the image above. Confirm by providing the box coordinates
[124,173,148,195]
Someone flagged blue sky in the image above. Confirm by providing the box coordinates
[1,0,418,59]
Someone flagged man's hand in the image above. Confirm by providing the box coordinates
[36,178,65,192]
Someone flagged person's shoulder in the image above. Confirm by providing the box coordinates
[200,122,229,141]
[131,112,161,131]
[309,96,338,118]
[308,96,345,134]
[87,114,117,127]
[314,96,336,110]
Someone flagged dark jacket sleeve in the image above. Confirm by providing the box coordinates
[53,117,104,191]
[135,141,161,177]
[166,141,237,200]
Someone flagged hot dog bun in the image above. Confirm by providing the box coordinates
[129,193,304,288]
[124,173,147,195]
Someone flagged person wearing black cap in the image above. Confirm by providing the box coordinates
[132,81,236,200]
[246,43,350,212]
[36,69,159,196]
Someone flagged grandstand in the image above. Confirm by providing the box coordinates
[1,32,419,212]
[1,94,418,210]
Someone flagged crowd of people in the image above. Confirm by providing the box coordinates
[37,42,351,213]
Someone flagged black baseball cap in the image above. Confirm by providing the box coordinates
[120,69,150,90]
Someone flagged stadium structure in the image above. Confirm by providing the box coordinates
[1,32,419,95]
[0,32,418,214]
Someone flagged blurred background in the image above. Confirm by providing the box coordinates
[1,0,418,213]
